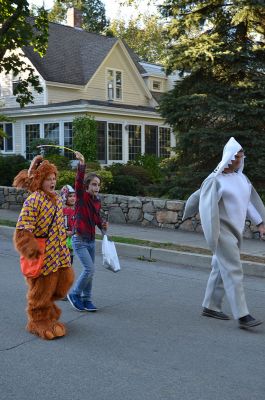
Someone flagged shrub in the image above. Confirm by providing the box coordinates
[109,175,142,196]
[95,169,113,193]
[86,161,101,172]
[73,116,97,162]
[129,154,163,182]
[56,170,76,189]
[29,138,61,156]
[107,163,152,185]
[0,154,29,186]
[46,154,71,171]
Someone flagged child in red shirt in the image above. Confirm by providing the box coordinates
[60,185,76,300]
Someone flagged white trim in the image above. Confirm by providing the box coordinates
[141,73,167,79]
[3,103,161,120]
[45,81,83,89]
[0,122,15,154]
[123,123,128,163]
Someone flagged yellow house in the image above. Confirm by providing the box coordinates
[0,12,177,164]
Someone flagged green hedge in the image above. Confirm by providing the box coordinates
[0,155,29,186]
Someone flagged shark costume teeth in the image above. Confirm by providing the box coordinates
[213,137,244,175]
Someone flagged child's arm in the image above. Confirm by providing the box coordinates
[74,151,86,199]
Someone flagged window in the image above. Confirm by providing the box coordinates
[107,69,122,101]
[152,80,162,91]
[128,125,141,160]
[64,122,74,159]
[25,124,40,160]
[145,125,158,156]
[159,127,171,158]
[12,80,20,95]
[0,123,13,152]
[44,123,59,143]
[97,121,107,163]
[108,123,122,161]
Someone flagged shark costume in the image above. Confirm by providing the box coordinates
[183,137,265,326]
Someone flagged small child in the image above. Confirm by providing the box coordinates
[60,184,76,264]
[60,184,76,301]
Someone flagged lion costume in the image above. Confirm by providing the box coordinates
[13,156,74,340]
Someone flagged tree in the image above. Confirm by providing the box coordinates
[49,0,109,33]
[107,14,167,64]
[0,1,49,107]
[73,115,97,162]
[159,0,265,198]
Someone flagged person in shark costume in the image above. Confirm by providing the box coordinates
[183,137,265,329]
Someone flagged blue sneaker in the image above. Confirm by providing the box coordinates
[67,293,85,311]
[83,301,98,312]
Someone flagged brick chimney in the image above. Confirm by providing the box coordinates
[67,7,83,29]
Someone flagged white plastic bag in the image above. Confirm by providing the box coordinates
[102,235,121,272]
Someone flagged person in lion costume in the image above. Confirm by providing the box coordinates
[13,155,74,340]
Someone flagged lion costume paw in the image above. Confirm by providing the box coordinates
[27,320,66,340]
[13,229,41,259]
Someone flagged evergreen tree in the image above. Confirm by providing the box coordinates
[159,0,265,198]
[49,0,109,33]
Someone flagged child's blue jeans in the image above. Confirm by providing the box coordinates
[71,234,96,301]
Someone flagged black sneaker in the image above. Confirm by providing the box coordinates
[202,307,230,320]
[67,293,85,311]
[239,315,263,329]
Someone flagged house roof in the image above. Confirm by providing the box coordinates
[23,20,147,86]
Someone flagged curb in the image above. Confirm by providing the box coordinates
[2,226,265,279]
[96,240,265,279]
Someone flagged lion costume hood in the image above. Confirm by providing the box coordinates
[13,156,58,202]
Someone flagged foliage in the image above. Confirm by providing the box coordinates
[28,138,61,157]
[45,154,71,171]
[0,1,49,107]
[159,0,265,197]
[85,161,101,172]
[129,154,163,182]
[49,0,109,33]
[73,115,97,162]
[106,163,153,185]
[107,14,167,64]
[94,169,113,193]
[0,154,29,186]
[109,175,142,196]
[56,170,76,190]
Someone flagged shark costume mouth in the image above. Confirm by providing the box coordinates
[213,137,244,176]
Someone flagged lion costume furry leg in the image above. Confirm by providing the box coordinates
[26,268,74,340]
[13,156,75,340]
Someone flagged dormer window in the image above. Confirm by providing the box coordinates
[152,80,162,91]
[107,69,122,101]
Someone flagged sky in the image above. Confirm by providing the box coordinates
[28,0,157,21]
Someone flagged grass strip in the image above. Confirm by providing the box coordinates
[96,234,265,264]
[0,219,16,227]
[0,221,264,264]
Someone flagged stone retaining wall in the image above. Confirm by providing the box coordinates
[0,186,259,239]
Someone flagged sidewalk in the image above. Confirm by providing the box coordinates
[1,208,265,277]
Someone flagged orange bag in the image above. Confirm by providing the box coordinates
[20,238,46,278]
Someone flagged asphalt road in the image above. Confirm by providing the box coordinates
[1,226,265,400]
